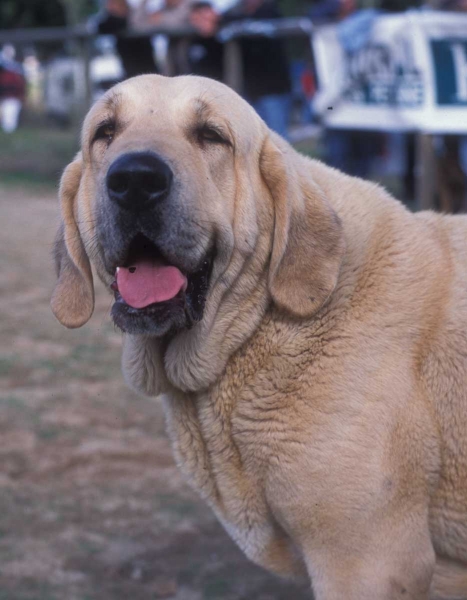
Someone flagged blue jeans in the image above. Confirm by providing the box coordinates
[252,94,291,140]
[326,129,381,179]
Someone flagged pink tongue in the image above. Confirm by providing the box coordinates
[116,259,187,309]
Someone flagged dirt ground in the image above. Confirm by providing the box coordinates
[0,183,311,600]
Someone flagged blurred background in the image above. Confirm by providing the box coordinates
[1,1,467,599]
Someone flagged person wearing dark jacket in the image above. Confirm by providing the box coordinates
[96,0,158,78]
[187,3,224,80]
[189,0,292,138]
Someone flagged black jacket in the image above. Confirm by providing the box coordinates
[190,0,291,100]
[97,13,158,78]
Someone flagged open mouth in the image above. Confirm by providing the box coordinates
[110,234,214,336]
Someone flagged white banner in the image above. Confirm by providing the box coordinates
[312,11,467,133]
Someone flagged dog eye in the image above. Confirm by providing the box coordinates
[197,125,229,146]
[93,122,115,145]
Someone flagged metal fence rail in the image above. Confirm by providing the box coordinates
[0,18,443,210]
[0,19,313,103]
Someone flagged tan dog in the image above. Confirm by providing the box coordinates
[51,74,467,599]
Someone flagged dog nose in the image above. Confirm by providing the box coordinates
[106,152,173,210]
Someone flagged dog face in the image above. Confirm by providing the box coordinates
[53,75,266,335]
[51,75,344,389]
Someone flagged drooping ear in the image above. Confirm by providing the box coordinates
[260,135,345,318]
[51,155,94,328]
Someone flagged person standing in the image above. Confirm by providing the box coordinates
[228,0,292,138]
[96,0,159,78]
[430,0,467,212]
[189,0,292,138]
[310,0,385,179]
[0,46,25,134]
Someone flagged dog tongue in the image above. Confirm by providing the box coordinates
[116,260,187,309]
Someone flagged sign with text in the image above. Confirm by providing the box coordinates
[312,11,467,132]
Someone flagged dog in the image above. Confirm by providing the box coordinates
[51,74,467,599]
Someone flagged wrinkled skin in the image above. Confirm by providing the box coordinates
[51,75,467,600]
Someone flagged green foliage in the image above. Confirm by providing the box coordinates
[0,0,98,29]
[59,0,100,26]
[0,0,66,28]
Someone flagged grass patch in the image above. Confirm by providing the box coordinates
[0,342,120,385]
[203,578,233,599]
[35,427,61,442]
[0,395,28,411]
[294,136,322,159]
[156,494,199,519]
[69,343,107,361]
[0,356,18,376]
[0,127,78,186]
[0,172,58,189]
[0,583,57,600]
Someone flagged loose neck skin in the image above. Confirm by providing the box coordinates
[121,206,275,397]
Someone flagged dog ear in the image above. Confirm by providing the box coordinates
[260,135,345,318]
[51,155,94,328]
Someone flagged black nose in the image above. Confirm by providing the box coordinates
[106,152,172,210]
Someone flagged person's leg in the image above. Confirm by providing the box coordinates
[325,129,350,173]
[252,94,291,139]
[404,133,416,203]
[1,98,22,133]
[351,131,381,179]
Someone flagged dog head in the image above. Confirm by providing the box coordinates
[51,75,344,391]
